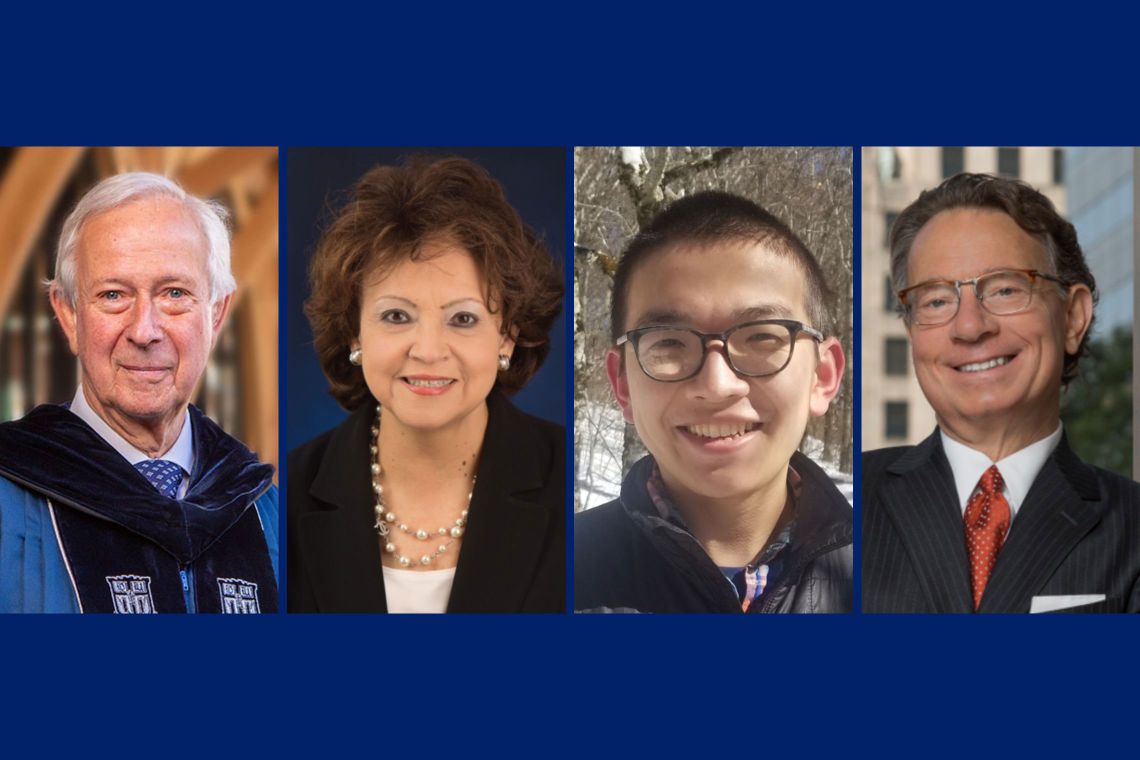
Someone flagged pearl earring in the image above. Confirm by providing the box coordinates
[349,348,363,366]
[498,354,510,371]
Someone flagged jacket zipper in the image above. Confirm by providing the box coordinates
[754,536,850,613]
[180,567,196,613]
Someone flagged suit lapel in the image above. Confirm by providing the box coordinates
[300,405,387,612]
[879,432,974,612]
[447,393,551,613]
[979,436,1103,612]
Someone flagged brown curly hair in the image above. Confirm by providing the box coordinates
[306,156,564,411]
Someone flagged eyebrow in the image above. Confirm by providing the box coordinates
[89,274,197,289]
[631,304,796,328]
[372,295,486,310]
[909,267,1027,286]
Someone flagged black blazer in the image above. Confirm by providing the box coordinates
[863,430,1140,613]
[287,392,565,612]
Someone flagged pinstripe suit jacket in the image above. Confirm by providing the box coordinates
[862,430,1140,613]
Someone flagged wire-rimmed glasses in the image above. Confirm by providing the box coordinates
[897,268,1067,326]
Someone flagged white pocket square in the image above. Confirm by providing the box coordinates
[1029,594,1106,613]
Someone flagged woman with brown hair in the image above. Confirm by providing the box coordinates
[288,155,565,612]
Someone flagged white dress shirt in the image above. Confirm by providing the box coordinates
[940,423,1063,524]
[69,386,195,499]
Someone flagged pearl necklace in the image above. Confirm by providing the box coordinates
[370,406,472,568]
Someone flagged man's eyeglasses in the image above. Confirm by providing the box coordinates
[897,268,1068,327]
[616,319,824,382]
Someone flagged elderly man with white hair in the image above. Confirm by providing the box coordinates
[0,172,277,613]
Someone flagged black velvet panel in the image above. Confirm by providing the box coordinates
[53,504,277,613]
[193,507,279,613]
[53,505,188,612]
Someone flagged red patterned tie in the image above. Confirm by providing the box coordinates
[964,465,1010,610]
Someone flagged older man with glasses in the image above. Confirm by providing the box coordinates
[863,172,1140,613]
[574,192,851,613]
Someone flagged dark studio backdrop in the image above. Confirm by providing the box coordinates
[286,146,567,450]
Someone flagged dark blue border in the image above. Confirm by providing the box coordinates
[4,18,1140,752]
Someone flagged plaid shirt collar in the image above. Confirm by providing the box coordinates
[645,462,801,611]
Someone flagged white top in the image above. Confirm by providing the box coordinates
[381,566,456,613]
[940,423,1064,523]
[69,385,194,498]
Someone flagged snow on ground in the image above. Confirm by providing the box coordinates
[576,400,853,509]
[575,401,625,510]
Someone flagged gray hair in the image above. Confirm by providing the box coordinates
[51,172,237,304]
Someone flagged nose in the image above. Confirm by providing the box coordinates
[688,340,751,400]
[126,296,163,347]
[949,286,998,342]
[408,321,449,363]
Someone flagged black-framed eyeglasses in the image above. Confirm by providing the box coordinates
[616,319,824,382]
[897,268,1068,327]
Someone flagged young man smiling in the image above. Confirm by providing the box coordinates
[574,192,851,613]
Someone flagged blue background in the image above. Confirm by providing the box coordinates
[3,6,1139,754]
[285,146,567,450]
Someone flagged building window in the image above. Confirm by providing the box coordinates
[885,401,908,439]
[1053,148,1064,184]
[884,275,899,313]
[997,147,1020,177]
[876,147,902,182]
[884,211,899,246]
[942,147,964,178]
[885,337,908,376]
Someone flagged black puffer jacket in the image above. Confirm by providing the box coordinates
[575,452,852,613]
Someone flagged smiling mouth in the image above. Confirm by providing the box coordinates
[403,377,455,388]
[955,355,1014,373]
[683,422,760,439]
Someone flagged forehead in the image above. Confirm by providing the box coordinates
[363,241,486,298]
[908,208,1048,281]
[76,196,208,279]
[623,240,809,329]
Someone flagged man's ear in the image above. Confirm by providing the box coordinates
[49,285,80,356]
[605,347,635,424]
[210,293,233,346]
[1063,284,1094,355]
[809,337,845,417]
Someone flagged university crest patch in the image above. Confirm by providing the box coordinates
[217,578,261,614]
[106,575,156,614]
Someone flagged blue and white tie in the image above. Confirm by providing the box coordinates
[134,459,183,499]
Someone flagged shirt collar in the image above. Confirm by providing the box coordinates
[69,385,195,475]
[644,461,801,567]
[940,423,1063,519]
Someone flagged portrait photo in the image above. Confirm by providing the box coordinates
[861,146,1140,613]
[285,147,567,613]
[0,146,281,613]
[573,146,853,613]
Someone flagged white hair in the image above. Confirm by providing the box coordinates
[51,172,237,304]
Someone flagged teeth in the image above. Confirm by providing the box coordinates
[685,423,758,439]
[406,378,453,387]
[958,357,1010,373]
